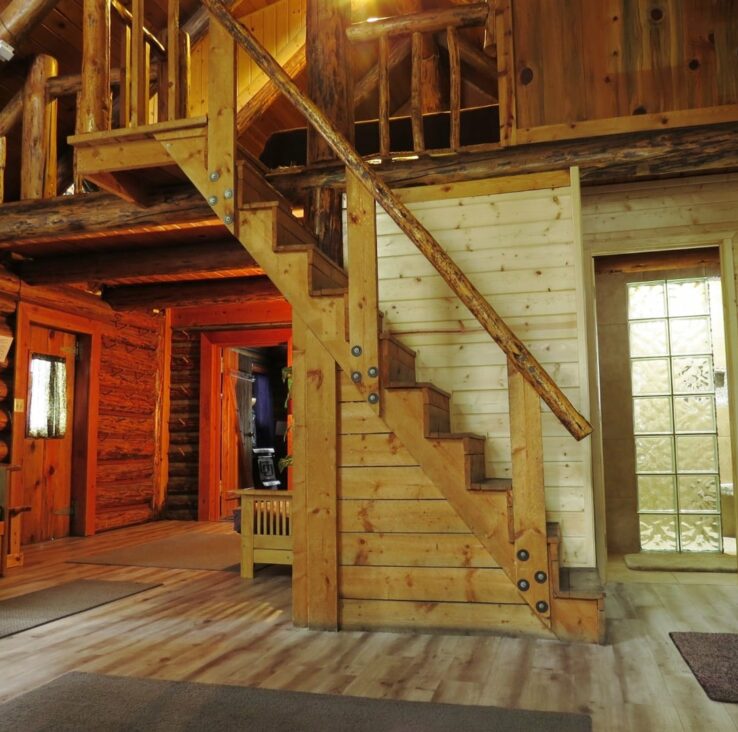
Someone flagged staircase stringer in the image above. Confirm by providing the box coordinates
[236,204,551,629]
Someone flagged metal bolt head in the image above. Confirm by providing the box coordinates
[517,579,530,592]
[224,188,234,200]
[534,570,547,584]
[209,171,220,182]
[367,392,379,404]
[367,366,379,378]
[208,195,218,206]
[351,371,362,383]
[516,549,530,562]
[224,215,234,225]
[351,345,362,357]
[536,601,549,613]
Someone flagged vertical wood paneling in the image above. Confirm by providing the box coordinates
[375,176,594,566]
[188,0,307,117]
[513,0,738,130]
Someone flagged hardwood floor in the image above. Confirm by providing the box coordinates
[1,521,737,731]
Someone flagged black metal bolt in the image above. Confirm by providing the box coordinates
[517,579,530,592]
[351,345,362,357]
[368,392,379,404]
[351,371,362,383]
[534,571,547,584]
[517,549,529,562]
[536,601,549,613]
[367,366,379,378]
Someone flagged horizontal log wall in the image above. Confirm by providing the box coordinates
[336,372,545,635]
[513,0,738,130]
[96,311,164,532]
[374,174,594,566]
[165,327,200,519]
[189,0,306,117]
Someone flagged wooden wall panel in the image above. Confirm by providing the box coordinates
[336,377,534,633]
[513,0,738,131]
[375,176,594,566]
[95,311,163,531]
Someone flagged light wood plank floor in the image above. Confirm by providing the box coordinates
[1,521,737,732]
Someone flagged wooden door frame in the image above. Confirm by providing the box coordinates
[198,328,292,521]
[583,234,738,575]
[11,303,101,540]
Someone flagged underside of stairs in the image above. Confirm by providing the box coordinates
[68,2,605,643]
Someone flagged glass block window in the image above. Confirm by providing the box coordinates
[27,354,68,438]
[628,278,723,553]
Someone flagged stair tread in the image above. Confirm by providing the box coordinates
[470,478,512,491]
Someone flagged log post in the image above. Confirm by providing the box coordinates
[167,0,180,120]
[305,0,353,264]
[80,0,111,133]
[21,54,58,200]
[447,26,461,150]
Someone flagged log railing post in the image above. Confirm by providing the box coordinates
[507,358,552,619]
[378,34,391,157]
[346,169,380,406]
[447,26,461,150]
[131,0,147,126]
[410,32,424,151]
[80,0,111,134]
[21,54,58,200]
[166,0,180,121]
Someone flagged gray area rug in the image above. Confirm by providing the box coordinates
[70,532,241,572]
[0,672,592,731]
[670,632,738,703]
[0,580,160,639]
[624,552,737,573]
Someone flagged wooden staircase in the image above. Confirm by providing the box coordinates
[69,0,604,643]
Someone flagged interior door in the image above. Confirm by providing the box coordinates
[220,348,256,517]
[21,324,76,545]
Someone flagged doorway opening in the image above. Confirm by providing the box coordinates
[594,248,736,564]
[219,344,291,519]
[198,328,292,522]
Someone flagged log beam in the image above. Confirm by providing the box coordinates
[0,186,216,245]
[21,54,58,200]
[346,3,488,43]
[16,240,260,285]
[265,122,738,195]
[103,275,280,311]
[0,0,59,54]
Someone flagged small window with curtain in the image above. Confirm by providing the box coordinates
[27,354,68,439]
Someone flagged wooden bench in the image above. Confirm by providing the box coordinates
[236,489,293,579]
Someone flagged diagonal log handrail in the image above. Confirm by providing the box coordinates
[201,0,593,441]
